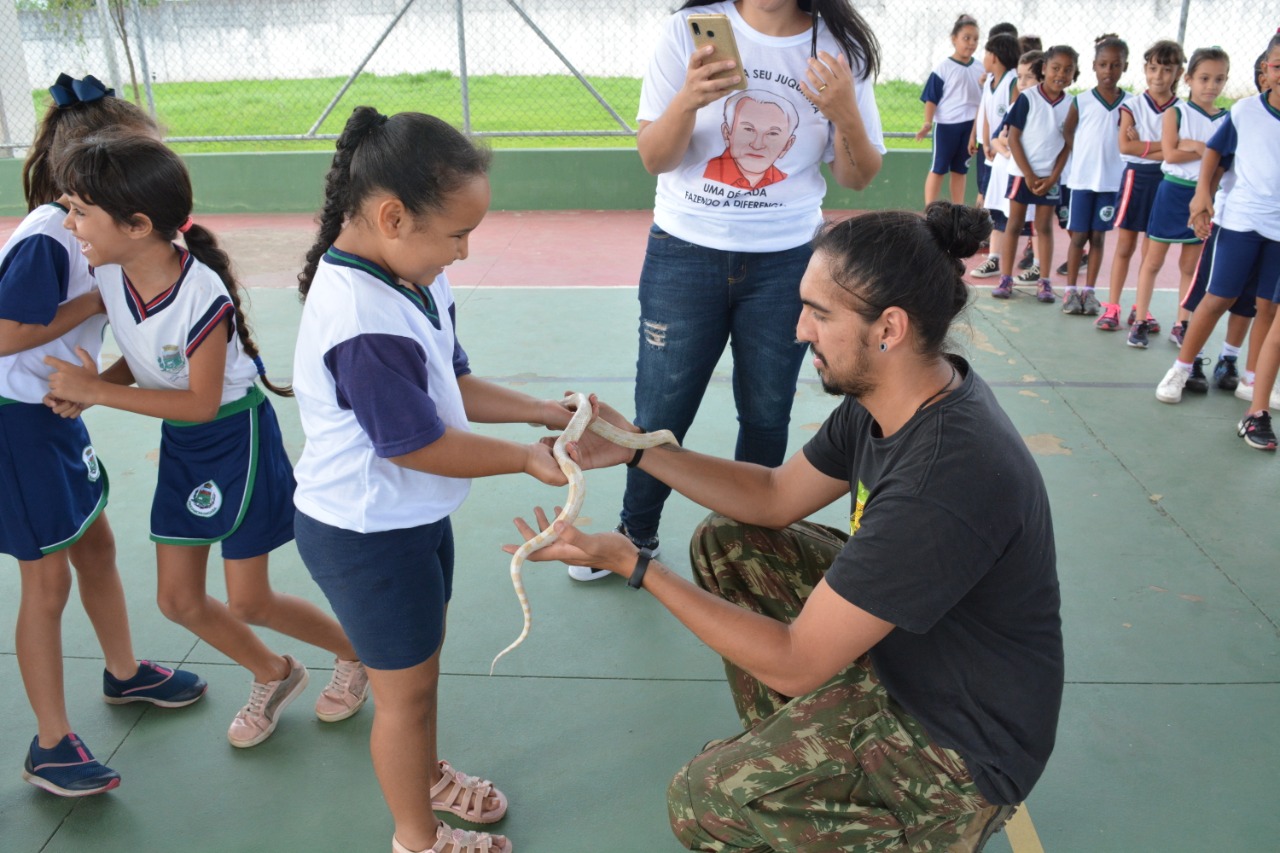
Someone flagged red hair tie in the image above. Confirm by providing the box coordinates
[178,216,194,234]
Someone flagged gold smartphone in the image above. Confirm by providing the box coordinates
[687,13,747,92]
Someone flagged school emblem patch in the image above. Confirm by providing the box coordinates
[187,481,222,517]
[1100,205,1116,222]
[82,445,100,482]
[157,344,185,373]
[850,481,870,536]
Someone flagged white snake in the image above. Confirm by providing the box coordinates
[490,393,679,674]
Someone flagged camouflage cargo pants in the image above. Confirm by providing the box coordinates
[666,513,995,852]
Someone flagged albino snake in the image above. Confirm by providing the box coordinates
[490,393,678,674]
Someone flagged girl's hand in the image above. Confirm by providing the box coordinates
[503,506,636,576]
[915,122,932,141]
[1188,192,1214,238]
[44,346,103,405]
[524,442,568,487]
[1125,125,1141,142]
[676,45,741,111]
[43,393,87,419]
[801,51,862,128]
[1178,139,1206,155]
[968,138,979,156]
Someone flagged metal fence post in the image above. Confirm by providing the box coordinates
[94,0,124,94]
[1177,0,1191,45]
[457,0,471,136]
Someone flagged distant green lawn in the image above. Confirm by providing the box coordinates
[35,72,931,152]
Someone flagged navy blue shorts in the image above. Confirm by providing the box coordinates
[0,401,108,561]
[1203,226,1280,306]
[931,120,975,175]
[1182,226,1258,318]
[1066,189,1119,234]
[151,388,295,560]
[1114,163,1163,232]
[988,210,1034,235]
[1147,179,1200,243]
[1006,175,1061,207]
[976,149,992,195]
[1055,186,1071,229]
[296,512,455,671]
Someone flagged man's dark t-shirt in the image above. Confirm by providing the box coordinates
[802,356,1063,805]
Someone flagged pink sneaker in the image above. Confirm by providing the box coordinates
[315,658,369,722]
[227,655,309,748]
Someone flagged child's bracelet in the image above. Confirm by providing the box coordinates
[1141,141,1151,158]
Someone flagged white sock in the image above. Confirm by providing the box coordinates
[1244,370,1256,385]
[1174,359,1193,373]
[1221,343,1240,359]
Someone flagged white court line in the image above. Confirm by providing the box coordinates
[1007,806,1046,853]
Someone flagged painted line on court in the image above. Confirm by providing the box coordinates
[483,374,1162,391]
[1008,806,1046,853]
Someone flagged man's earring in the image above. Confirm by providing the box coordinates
[879,342,888,352]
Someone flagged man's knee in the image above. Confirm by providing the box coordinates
[667,749,764,853]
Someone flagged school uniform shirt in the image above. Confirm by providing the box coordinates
[1064,88,1130,192]
[977,69,1016,152]
[1005,85,1072,178]
[293,248,472,533]
[1209,94,1280,241]
[1119,91,1179,166]
[983,114,1015,218]
[638,0,885,253]
[95,250,258,406]
[1162,102,1228,184]
[921,56,986,124]
[0,203,107,404]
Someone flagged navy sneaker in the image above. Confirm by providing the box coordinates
[1213,355,1239,391]
[104,661,207,708]
[23,733,121,797]
[1127,320,1150,349]
[1238,411,1277,451]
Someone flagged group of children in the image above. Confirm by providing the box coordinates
[2,75,538,853]
[923,20,1280,450]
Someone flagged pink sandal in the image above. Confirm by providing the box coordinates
[430,760,508,824]
[392,826,512,853]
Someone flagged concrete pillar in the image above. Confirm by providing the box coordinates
[0,0,37,158]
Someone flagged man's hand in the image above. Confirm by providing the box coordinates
[503,506,637,576]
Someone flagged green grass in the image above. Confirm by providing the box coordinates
[34,71,931,153]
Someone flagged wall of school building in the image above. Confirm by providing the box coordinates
[0,149,962,217]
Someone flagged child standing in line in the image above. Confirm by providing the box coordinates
[1,74,206,798]
[992,46,1078,303]
[45,135,368,749]
[1155,34,1280,435]
[968,32,1022,276]
[1061,35,1131,316]
[918,14,986,205]
[1127,47,1230,349]
[1097,40,1185,333]
[291,107,585,853]
[977,52,1039,282]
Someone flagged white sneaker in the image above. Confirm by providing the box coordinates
[227,655,308,748]
[1156,366,1189,404]
[1234,378,1280,408]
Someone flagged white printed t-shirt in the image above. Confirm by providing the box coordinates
[638,0,885,253]
[1208,93,1280,241]
[293,248,472,533]
[921,56,985,124]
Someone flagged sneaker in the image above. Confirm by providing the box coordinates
[1126,305,1161,334]
[227,655,309,748]
[568,524,660,582]
[1185,358,1209,393]
[1036,279,1056,303]
[1095,303,1120,330]
[970,257,1001,278]
[1168,321,1186,347]
[103,661,207,708]
[956,804,1018,852]
[1081,290,1102,315]
[1213,355,1240,391]
[1156,366,1190,403]
[1018,240,1035,270]
[1238,411,1277,450]
[1127,320,1150,349]
[991,277,1014,299]
[22,733,120,797]
[1014,264,1040,285]
[1234,378,1280,409]
[315,658,369,723]
[1055,252,1089,276]
[1062,289,1083,314]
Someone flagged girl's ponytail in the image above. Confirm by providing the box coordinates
[298,106,388,299]
[183,223,293,398]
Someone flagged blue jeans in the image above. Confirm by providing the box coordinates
[621,224,811,541]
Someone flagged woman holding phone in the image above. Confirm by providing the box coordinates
[568,0,885,580]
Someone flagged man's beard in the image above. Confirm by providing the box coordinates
[815,331,877,398]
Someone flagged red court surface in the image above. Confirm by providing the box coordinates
[2,210,1187,292]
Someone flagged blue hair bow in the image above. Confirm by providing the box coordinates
[48,73,115,109]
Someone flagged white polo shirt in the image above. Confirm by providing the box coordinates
[921,56,986,124]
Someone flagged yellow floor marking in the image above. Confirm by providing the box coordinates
[1007,806,1046,853]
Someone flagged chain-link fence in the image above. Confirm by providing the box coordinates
[1,0,1274,155]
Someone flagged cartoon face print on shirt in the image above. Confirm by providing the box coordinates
[703,89,800,189]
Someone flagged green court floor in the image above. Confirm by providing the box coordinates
[2,281,1278,852]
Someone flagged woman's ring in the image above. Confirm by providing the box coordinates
[818,84,828,92]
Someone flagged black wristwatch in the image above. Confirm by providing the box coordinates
[628,547,655,590]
